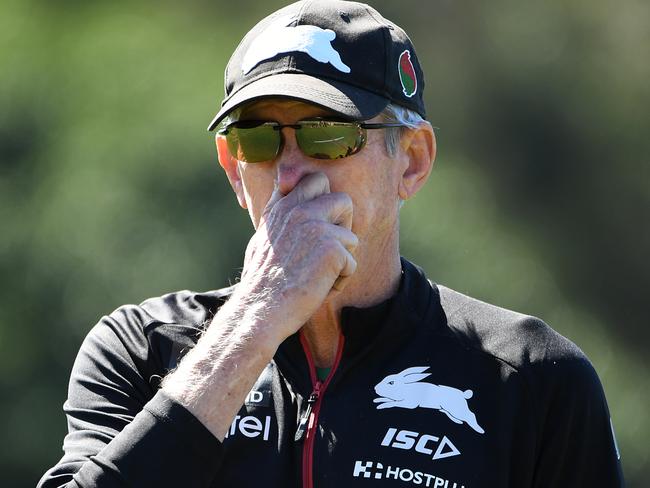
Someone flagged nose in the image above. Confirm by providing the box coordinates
[275,127,315,196]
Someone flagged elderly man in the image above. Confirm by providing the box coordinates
[40,1,624,487]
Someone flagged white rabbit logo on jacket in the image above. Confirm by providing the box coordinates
[374,366,485,434]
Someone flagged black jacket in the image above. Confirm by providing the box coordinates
[39,259,624,487]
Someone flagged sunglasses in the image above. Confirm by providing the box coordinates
[217,118,407,163]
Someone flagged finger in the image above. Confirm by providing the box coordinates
[337,246,357,278]
[330,192,353,231]
[332,247,357,292]
[320,223,358,253]
[279,172,331,210]
[295,192,353,230]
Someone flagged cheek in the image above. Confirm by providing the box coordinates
[239,165,275,227]
[343,156,401,234]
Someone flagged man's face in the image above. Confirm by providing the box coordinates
[217,99,410,257]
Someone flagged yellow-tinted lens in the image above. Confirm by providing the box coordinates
[296,122,366,160]
[225,123,281,163]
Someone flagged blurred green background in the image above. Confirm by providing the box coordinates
[1,0,648,486]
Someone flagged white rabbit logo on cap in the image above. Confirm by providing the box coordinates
[242,16,351,74]
[374,366,485,434]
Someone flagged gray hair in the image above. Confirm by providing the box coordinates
[219,102,425,158]
[380,103,426,157]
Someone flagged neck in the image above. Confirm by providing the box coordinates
[302,232,402,368]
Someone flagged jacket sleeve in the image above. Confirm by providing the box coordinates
[37,309,224,488]
[532,354,625,487]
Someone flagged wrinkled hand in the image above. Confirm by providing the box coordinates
[236,172,358,340]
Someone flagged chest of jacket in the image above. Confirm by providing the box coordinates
[216,336,537,488]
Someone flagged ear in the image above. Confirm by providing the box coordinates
[397,366,430,377]
[403,372,431,384]
[216,135,247,209]
[397,121,436,201]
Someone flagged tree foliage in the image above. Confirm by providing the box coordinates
[1,0,647,485]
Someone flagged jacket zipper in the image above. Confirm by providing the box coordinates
[296,331,345,488]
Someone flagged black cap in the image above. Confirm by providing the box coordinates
[207,0,426,131]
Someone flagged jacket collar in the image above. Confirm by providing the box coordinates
[274,257,446,393]
[340,257,444,354]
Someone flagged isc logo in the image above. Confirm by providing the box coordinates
[380,427,461,461]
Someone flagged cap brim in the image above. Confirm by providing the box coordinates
[207,73,390,131]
